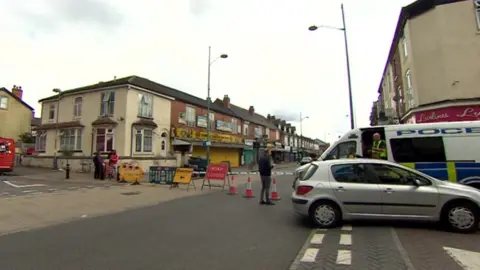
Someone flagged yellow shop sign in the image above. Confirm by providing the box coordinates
[176,128,243,144]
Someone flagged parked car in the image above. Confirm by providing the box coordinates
[299,157,313,166]
[292,158,480,233]
[188,156,208,172]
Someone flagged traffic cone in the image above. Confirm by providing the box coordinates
[270,177,281,200]
[243,176,254,198]
[228,175,238,195]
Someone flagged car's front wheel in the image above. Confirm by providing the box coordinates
[443,202,479,233]
[309,201,342,228]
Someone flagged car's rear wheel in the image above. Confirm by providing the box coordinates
[442,202,479,233]
[309,201,342,228]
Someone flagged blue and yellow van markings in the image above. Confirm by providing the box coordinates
[399,162,480,184]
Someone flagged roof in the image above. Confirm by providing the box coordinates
[0,87,34,111]
[377,0,466,94]
[31,117,41,126]
[216,99,277,130]
[38,76,237,118]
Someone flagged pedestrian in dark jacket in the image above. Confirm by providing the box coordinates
[258,149,275,205]
[93,152,104,180]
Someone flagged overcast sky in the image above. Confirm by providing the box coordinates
[0,0,414,143]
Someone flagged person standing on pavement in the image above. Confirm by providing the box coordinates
[109,150,119,180]
[259,149,275,205]
[93,152,104,180]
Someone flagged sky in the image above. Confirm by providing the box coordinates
[0,0,415,143]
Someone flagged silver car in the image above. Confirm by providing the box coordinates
[292,159,480,233]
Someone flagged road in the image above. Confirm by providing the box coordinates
[0,166,480,269]
[0,167,119,197]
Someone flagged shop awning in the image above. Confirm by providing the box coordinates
[190,141,245,148]
[172,139,191,146]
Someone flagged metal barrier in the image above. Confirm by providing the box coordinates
[149,166,176,184]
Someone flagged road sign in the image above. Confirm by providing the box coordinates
[201,163,228,190]
[170,168,195,190]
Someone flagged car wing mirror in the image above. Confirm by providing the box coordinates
[406,176,419,186]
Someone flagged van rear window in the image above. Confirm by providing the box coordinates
[390,137,446,162]
[0,143,7,153]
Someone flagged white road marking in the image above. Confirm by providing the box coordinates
[86,186,95,188]
[21,175,47,180]
[391,228,416,270]
[310,234,324,245]
[30,192,43,195]
[81,214,88,218]
[341,225,352,231]
[336,250,351,265]
[300,248,319,262]
[444,246,480,270]
[67,187,78,190]
[339,234,352,246]
[3,181,46,188]
[1,192,9,195]
[48,189,57,191]
[22,190,36,193]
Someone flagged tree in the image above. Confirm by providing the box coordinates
[18,132,35,143]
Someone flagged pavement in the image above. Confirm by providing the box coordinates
[1,164,480,269]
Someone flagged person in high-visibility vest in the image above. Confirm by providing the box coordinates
[347,146,357,159]
[371,133,387,160]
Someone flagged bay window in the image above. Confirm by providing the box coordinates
[138,93,153,118]
[35,131,47,152]
[135,129,153,153]
[60,128,83,151]
[96,128,114,152]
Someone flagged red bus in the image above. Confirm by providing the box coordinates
[0,138,15,173]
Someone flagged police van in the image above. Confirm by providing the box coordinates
[319,121,480,188]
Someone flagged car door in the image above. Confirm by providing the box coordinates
[370,163,440,217]
[329,163,383,215]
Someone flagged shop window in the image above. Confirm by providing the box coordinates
[390,137,446,163]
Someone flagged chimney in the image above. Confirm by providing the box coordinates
[271,115,276,120]
[248,106,255,115]
[223,95,230,108]
[12,85,23,100]
[267,114,271,120]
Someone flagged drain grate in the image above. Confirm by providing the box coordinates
[121,191,141,196]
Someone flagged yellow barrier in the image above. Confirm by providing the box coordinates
[118,162,144,185]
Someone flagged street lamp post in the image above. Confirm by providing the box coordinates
[299,112,309,159]
[309,3,355,130]
[52,88,61,170]
[206,46,228,166]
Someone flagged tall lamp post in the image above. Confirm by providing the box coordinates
[52,88,61,170]
[206,46,228,166]
[299,112,309,159]
[309,3,355,130]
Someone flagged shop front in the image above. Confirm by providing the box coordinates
[242,139,254,166]
[403,104,480,124]
[173,127,244,168]
[271,142,285,163]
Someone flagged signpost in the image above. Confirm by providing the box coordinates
[170,168,195,190]
[201,163,229,190]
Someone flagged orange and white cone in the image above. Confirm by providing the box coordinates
[243,176,254,198]
[270,177,281,200]
[228,175,238,195]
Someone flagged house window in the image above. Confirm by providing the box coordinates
[208,112,215,130]
[186,106,196,127]
[35,131,47,152]
[401,36,408,57]
[135,129,153,153]
[244,124,249,136]
[60,128,82,151]
[405,70,414,108]
[49,104,56,119]
[231,118,238,134]
[266,128,270,138]
[138,93,153,118]
[73,97,82,117]
[475,0,480,28]
[95,128,115,152]
[0,96,8,109]
[100,91,115,116]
